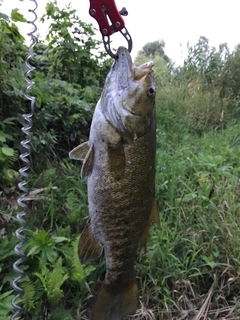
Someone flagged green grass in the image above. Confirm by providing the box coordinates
[128,120,240,319]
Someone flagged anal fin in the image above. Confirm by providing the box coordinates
[79,218,103,263]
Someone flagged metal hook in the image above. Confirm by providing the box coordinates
[102,27,133,59]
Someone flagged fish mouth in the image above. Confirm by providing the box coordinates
[101,47,154,137]
[110,47,154,118]
[115,46,132,63]
[112,47,134,89]
[112,47,154,85]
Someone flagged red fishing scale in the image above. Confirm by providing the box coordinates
[89,0,132,58]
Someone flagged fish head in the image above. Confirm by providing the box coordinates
[101,46,155,138]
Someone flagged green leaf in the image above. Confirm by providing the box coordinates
[202,255,216,269]
[0,290,13,300]
[22,281,35,310]
[11,9,27,23]
[34,272,47,291]
[0,291,14,316]
[182,192,197,202]
[84,265,97,277]
[52,236,69,243]
[45,249,57,262]
[45,2,55,15]
[27,245,41,257]
[0,131,6,143]
[0,149,5,161]
[1,146,14,157]
[4,169,19,181]
[3,117,18,125]
[196,171,211,178]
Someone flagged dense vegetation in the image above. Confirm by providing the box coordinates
[1,1,240,319]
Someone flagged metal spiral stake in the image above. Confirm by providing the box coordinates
[11,1,38,319]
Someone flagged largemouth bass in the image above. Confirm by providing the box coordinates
[69,46,159,320]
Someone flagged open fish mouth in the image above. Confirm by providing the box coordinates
[114,47,154,81]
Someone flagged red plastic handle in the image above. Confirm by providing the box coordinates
[89,0,125,36]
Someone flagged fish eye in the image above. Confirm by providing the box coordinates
[147,87,155,97]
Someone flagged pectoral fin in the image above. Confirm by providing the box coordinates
[139,200,160,248]
[69,141,90,160]
[69,141,94,180]
[81,143,94,181]
[78,219,103,263]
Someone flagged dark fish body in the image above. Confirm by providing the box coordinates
[69,47,159,320]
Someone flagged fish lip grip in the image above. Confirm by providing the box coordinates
[89,0,132,58]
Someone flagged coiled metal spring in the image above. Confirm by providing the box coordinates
[11,1,38,319]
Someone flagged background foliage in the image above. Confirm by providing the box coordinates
[1,1,240,319]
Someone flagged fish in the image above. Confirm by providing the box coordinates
[69,46,160,320]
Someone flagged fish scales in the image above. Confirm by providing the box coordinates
[89,123,155,285]
[69,46,159,320]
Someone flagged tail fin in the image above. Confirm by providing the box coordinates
[91,280,138,320]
